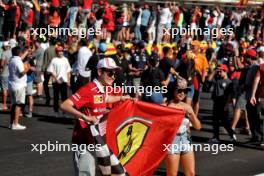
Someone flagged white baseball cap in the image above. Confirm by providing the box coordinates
[3,41,10,46]
[97,57,120,70]
[257,46,264,53]
[9,39,17,48]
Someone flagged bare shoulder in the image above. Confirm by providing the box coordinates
[180,102,193,113]
[168,102,186,110]
[167,102,175,108]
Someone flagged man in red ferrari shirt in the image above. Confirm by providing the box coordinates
[61,57,132,176]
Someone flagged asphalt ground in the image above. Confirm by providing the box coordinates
[0,92,264,176]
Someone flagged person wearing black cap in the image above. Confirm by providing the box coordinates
[129,40,148,98]
[141,52,169,104]
[112,44,130,87]
[159,46,178,101]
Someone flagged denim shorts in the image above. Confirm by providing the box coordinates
[186,84,195,99]
[168,132,192,155]
[235,93,247,110]
[0,76,8,91]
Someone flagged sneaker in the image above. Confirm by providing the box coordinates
[240,128,252,135]
[231,134,237,143]
[209,138,221,144]
[24,112,32,118]
[11,124,26,130]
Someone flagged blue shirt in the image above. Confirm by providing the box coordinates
[141,9,151,27]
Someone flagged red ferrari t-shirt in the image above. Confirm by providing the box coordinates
[69,79,108,145]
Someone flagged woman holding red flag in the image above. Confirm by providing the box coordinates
[165,78,201,176]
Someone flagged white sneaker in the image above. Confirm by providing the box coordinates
[24,112,32,118]
[11,124,26,130]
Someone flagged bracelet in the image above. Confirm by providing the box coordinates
[81,114,87,121]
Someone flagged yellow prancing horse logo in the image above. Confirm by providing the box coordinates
[94,95,103,104]
[116,117,152,166]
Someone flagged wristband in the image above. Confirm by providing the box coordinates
[81,114,87,121]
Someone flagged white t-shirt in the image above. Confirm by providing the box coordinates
[47,56,72,83]
[159,7,171,25]
[136,8,142,26]
[217,12,225,27]
[77,46,92,77]
[41,42,49,51]
[8,56,27,91]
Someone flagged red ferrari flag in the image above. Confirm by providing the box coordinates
[106,100,185,176]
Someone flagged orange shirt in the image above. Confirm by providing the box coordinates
[194,53,209,77]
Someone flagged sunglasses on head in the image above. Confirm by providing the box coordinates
[102,68,117,78]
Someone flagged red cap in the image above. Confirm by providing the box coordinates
[225,43,234,52]
[218,64,228,72]
[99,0,105,6]
[246,49,257,58]
[56,46,64,52]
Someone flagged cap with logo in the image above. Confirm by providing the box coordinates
[97,57,120,70]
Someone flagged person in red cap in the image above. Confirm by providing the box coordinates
[47,45,72,117]
[61,57,133,176]
[207,64,237,143]
[246,49,257,59]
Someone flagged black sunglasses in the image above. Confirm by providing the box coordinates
[177,89,189,94]
[102,68,117,78]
